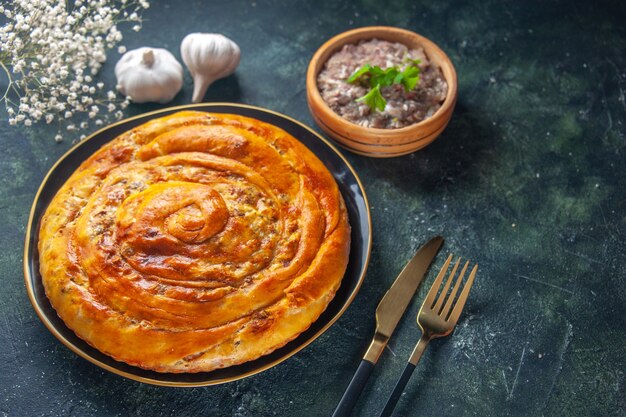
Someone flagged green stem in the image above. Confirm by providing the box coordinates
[0,61,14,102]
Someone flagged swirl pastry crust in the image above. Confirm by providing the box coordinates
[38,111,351,373]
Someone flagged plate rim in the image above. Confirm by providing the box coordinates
[22,102,372,387]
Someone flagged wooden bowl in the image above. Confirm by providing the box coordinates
[306,26,458,157]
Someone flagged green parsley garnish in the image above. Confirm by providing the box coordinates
[346,60,421,112]
[356,84,386,111]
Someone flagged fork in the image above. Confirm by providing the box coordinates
[379,255,478,417]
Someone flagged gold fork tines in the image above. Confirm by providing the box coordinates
[422,254,478,333]
[380,254,478,417]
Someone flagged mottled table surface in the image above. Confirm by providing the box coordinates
[1,1,624,416]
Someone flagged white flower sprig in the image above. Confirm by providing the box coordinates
[0,0,150,142]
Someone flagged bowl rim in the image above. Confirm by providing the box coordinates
[306,25,458,136]
[311,108,451,148]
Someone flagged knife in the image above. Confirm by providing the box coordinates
[331,236,444,417]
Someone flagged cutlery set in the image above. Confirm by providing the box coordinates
[332,236,478,417]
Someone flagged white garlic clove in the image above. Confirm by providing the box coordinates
[181,33,241,103]
[115,47,183,104]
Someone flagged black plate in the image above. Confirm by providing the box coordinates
[23,103,371,386]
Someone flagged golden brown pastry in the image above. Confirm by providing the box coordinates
[38,111,350,373]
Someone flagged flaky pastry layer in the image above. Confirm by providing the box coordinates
[38,111,350,373]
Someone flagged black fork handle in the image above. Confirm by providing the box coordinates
[379,362,416,417]
[379,335,430,417]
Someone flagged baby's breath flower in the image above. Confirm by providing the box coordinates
[0,0,149,140]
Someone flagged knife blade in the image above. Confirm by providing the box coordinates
[331,236,443,417]
[364,235,444,363]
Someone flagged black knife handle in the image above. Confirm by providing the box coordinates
[379,362,417,417]
[331,359,375,417]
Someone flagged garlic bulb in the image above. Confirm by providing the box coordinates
[115,47,183,104]
[181,33,241,103]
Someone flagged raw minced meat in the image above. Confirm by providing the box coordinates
[317,39,448,129]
